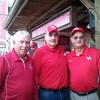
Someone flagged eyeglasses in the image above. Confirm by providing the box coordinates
[73,36,84,40]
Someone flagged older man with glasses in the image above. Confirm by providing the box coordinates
[67,27,100,100]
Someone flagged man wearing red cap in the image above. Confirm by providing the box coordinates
[32,25,70,100]
[67,27,100,100]
[28,41,38,57]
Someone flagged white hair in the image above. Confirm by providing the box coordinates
[13,30,31,42]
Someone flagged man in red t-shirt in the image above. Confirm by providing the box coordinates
[0,31,35,100]
[67,27,100,100]
[32,25,70,100]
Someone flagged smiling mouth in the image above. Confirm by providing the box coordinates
[21,49,27,52]
[50,40,56,42]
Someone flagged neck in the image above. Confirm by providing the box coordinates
[14,49,27,61]
[18,54,27,61]
[47,44,57,49]
[20,56,26,61]
[75,47,84,56]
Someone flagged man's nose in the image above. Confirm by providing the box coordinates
[51,35,55,39]
[23,42,27,47]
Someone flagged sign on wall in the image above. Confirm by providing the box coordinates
[32,6,76,38]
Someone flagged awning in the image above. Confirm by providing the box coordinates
[3,0,88,34]
[3,0,69,32]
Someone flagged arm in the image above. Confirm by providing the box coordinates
[32,50,42,100]
[0,56,9,91]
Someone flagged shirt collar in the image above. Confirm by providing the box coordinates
[11,48,31,62]
[45,45,58,52]
[71,45,88,57]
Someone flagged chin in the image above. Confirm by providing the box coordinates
[76,45,83,48]
[48,45,55,48]
[21,52,27,55]
[51,44,57,47]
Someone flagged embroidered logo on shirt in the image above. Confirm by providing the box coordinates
[86,56,92,60]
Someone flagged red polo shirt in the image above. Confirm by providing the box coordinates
[32,45,69,89]
[67,46,100,92]
[0,49,34,100]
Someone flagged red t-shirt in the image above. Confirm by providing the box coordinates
[32,45,69,89]
[0,49,35,100]
[67,46,100,92]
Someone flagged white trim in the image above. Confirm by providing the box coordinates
[3,56,10,100]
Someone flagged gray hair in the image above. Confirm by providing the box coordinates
[13,30,31,42]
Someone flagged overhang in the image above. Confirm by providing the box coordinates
[3,0,88,33]
[3,0,70,32]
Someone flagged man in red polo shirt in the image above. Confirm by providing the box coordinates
[67,27,100,100]
[32,25,70,100]
[0,31,35,100]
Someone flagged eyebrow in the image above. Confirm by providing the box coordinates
[73,35,84,39]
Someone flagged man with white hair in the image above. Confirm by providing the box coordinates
[0,31,35,100]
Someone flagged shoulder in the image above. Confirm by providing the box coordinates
[66,51,74,60]
[87,47,100,54]
[34,46,45,54]
[3,51,13,62]
[0,55,5,61]
[0,53,12,61]
[32,46,45,59]
[0,55,9,69]
[57,46,65,53]
[64,51,70,56]
[84,47,100,60]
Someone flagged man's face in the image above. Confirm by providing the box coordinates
[13,35,31,57]
[45,32,59,48]
[70,32,85,49]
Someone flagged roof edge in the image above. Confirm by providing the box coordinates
[3,0,28,31]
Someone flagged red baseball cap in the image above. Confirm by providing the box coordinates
[31,42,37,48]
[70,27,85,36]
[45,25,59,34]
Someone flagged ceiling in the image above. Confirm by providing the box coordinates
[3,0,88,33]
